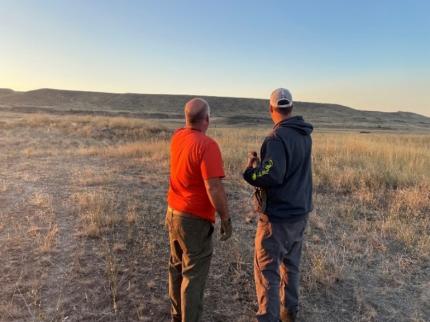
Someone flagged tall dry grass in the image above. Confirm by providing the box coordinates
[312,133,429,192]
[10,114,169,140]
[211,128,430,291]
[72,190,121,238]
[3,112,428,320]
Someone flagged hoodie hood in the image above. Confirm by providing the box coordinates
[275,116,313,135]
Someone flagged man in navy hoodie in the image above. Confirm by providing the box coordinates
[243,88,313,322]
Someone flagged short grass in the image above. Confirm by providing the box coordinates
[0,112,428,321]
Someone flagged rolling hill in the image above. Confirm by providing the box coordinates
[0,88,429,130]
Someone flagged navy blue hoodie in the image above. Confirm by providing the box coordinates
[243,116,313,222]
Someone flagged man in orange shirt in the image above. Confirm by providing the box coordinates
[166,97,232,322]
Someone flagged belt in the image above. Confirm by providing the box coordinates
[167,207,197,219]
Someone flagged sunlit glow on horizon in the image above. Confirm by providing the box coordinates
[1,0,429,116]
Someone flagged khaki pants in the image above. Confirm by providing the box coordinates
[254,214,308,322]
[165,208,214,322]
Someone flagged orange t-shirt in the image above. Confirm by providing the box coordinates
[167,128,225,223]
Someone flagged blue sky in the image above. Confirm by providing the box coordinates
[1,0,429,115]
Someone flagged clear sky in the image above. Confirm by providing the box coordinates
[1,0,429,116]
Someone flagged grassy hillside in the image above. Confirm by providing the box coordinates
[1,111,429,321]
[0,88,429,130]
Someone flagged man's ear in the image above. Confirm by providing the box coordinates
[269,105,273,114]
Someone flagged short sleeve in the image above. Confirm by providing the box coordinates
[201,141,225,180]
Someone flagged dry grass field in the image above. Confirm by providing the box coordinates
[0,111,429,321]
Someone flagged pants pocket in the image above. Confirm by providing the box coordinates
[208,224,214,237]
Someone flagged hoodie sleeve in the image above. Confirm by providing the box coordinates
[243,137,286,188]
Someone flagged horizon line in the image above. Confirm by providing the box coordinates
[1,86,428,118]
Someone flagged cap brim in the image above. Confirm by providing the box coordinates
[276,103,293,108]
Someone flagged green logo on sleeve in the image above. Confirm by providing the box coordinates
[252,160,273,180]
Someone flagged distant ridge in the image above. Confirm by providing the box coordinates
[0,88,15,96]
[0,88,429,130]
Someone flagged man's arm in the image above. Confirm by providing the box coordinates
[204,177,229,221]
[243,138,286,188]
[204,177,232,241]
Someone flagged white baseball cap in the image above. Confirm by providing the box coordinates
[270,88,293,108]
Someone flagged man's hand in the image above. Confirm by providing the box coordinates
[220,218,232,241]
[247,151,260,168]
[204,178,231,239]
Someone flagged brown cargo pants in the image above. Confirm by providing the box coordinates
[165,208,214,322]
[254,214,308,322]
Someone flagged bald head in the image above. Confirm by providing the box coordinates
[184,98,210,126]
